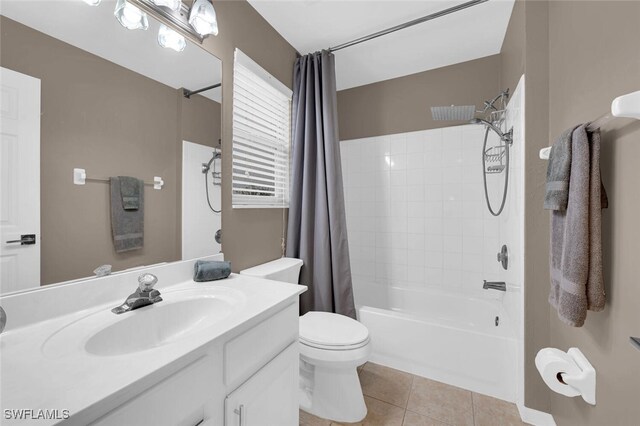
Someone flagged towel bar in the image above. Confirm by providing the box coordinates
[540,90,640,160]
[73,168,164,190]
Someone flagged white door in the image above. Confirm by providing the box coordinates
[182,141,221,259]
[225,343,299,426]
[0,67,41,294]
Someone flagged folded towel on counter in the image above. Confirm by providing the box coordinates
[194,260,231,282]
[549,125,608,327]
[118,176,142,210]
[544,126,578,211]
[110,177,144,253]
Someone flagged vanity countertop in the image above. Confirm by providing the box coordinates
[0,273,305,425]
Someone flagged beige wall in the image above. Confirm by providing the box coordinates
[499,0,525,99]
[547,1,640,425]
[0,16,220,284]
[501,0,640,422]
[199,1,299,272]
[180,94,222,148]
[336,55,502,140]
[500,0,554,412]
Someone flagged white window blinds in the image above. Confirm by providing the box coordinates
[232,49,292,208]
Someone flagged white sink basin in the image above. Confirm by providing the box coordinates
[42,287,244,358]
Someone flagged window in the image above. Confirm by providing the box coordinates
[232,49,292,208]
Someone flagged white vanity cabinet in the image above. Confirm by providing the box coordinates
[0,261,306,426]
[88,302,300,426]
[225,343,299,426]
[90,356,217,426]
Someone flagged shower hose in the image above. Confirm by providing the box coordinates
[482,125,510,216]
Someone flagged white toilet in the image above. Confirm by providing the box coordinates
[240,257,371,423]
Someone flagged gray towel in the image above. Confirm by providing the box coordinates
[194,260,231,282]
[544,126,578,211]
[110,177,144,253]
[118,176,141,210]
[549,125,608,327]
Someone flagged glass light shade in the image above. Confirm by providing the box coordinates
[83,0,101,6]
[158,24,186,52]
[188,0,218,36]
[151,0,181,12]
[114,0,149,30]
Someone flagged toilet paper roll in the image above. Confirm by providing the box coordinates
[535,348,581,397]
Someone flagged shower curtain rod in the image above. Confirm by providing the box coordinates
[328,0,489,53]
[183,83,221,99]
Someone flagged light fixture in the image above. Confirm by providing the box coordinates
[158,24,186,52]
[82,0,101,6]
[114,0,149,30]
[188,0,218,36]
[150,0,181,12]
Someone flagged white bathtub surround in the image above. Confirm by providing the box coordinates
[342,125,513,296]
[359,288,517,401]
[0,256,305,425]
[340,76,525,405]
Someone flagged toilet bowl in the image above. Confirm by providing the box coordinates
[240,258,370,423]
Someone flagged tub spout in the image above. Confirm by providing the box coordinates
[483,280,506,291]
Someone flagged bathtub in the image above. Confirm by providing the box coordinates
[357,284,517,402]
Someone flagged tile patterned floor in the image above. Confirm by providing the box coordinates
[299,363,527,426]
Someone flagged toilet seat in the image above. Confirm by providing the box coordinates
[299,311,369,350]
[300,337,370,351]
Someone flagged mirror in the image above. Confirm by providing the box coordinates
[0,0,222,294]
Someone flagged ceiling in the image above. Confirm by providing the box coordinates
[1,0,222,102]
[247,0,515,91]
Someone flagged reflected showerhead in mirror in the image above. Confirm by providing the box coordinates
[430,105,476,121]
[114,0,149,30]
[189,0,218,36]
[158,24,186,51]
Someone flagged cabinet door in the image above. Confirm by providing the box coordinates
[91,356,215,426]
[225,343,298,426]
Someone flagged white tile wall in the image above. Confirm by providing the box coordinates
[342,82,524,314]
[343,125,504,292]
[342,76,525,405]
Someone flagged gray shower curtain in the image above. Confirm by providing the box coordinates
[286,50,356,319]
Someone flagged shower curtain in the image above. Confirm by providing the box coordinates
[286,50,356,319]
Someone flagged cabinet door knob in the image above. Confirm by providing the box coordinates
[233,404,245,426]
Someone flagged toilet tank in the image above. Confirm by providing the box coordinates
[239,257,303,284]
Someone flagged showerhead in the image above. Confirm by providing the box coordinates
[431,105,476,121]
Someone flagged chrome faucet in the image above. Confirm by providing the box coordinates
[483,280,507,291]
[112,273,162,314]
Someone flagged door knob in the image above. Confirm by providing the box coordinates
[5,234,36,245]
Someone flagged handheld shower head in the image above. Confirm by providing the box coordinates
[202,152,221,174]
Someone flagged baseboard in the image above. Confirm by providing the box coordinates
[518,404,556,426]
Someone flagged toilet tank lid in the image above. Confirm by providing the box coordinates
[239,257,303,278]
[299,312,369,347]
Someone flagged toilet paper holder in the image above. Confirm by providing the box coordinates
[560,348,596,405]
[536,347,596,405]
